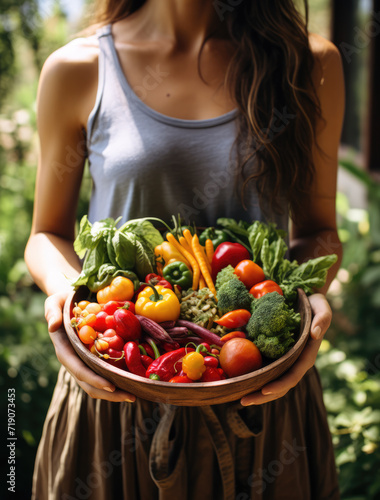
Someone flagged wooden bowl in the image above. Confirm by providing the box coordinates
[64,288,311,406]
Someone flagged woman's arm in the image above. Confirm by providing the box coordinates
[241,36,345,405]
[25,41,135,402]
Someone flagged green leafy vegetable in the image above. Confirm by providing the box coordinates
[71,216,163,292]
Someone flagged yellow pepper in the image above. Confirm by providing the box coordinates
[155,242,190,269]
[135,285,180,323]
[182,351,206,380]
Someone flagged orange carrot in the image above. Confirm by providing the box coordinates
[179,236,193,256]
[191,234,216,296]
[166,233,200,290]
[205,239,214,264]
[199,276,206,289]
[183,229,194,250]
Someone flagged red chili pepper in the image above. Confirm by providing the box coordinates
[114,307,141,341]
[146,347,194,382]
[218,368,227,380]
[141,354,154,369]
[200,366,222,382]
[140,342,155,359]
[124,342,147,377]
[215,310,251,328]
[249,280,283,298]
[161,341,181,352]
[204,356,219,368]
[169,375,193,383]
[220,331,247,343]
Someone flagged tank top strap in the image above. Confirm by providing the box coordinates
[87,24,121,142]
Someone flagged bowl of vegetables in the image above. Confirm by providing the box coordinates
[63,215,336,406]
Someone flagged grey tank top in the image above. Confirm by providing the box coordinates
[86,24,289,231]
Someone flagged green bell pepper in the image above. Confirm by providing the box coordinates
[163,261,193,288]
[199,228,229,249]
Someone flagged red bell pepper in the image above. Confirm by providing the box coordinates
[146,347,194,382]
[211,242,250,281]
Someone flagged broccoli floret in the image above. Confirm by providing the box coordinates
[217,279,252,314]
[246,292,300,339]
[215,265,239,290]
[253,333,295,359]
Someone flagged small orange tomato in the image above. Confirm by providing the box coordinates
[78,325,97,344]
[234,260,265,289]
[219,338,262,378]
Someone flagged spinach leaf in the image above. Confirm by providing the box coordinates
[112,231,136,270]
[120,219,163,250]
[135,239,154,277]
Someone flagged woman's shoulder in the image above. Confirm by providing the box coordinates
[38,36,100,128]
[308,33,343,86]
[42,35,99,81]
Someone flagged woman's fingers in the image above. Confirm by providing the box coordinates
[308,293,332,340]
[44,292,67,331]
[50,326,136,402]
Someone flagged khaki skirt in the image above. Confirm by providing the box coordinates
[32,366,339,500]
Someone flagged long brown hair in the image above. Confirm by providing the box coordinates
[91,0,320,224]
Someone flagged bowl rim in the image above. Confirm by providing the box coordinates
[64,287,311,388]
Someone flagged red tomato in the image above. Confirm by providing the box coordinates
[234,260,265,289]
[94,311,108,332]
[219,338,262,378]
[249,280,283,298]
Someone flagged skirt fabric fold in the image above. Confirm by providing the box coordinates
[32,366,340,500]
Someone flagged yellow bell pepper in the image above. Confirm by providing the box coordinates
[135,285,180,323]
[155,242,189,269]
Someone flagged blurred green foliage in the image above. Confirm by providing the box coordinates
[0,1,379,499]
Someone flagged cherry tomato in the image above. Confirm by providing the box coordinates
[78,325,97,344]
[85,302,102,314]
[216,310,251,328]
[105,315,116,329]
[103,300,135,315]
[94,311,108,332]
[203,356,219,368]
[219,338,262,378]
[249,280,283,298]
[234,260,265,289]
[78,300,90,310]
[79,313,97,328]
[102,329,125,350]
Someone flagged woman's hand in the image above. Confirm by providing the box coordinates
[240,293,331,406]
[45,291,136,403]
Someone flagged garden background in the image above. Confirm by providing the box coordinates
[1,1,380,498]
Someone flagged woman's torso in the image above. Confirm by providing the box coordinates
[82,23,288,228]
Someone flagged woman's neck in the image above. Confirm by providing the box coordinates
[125,0,227,50]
